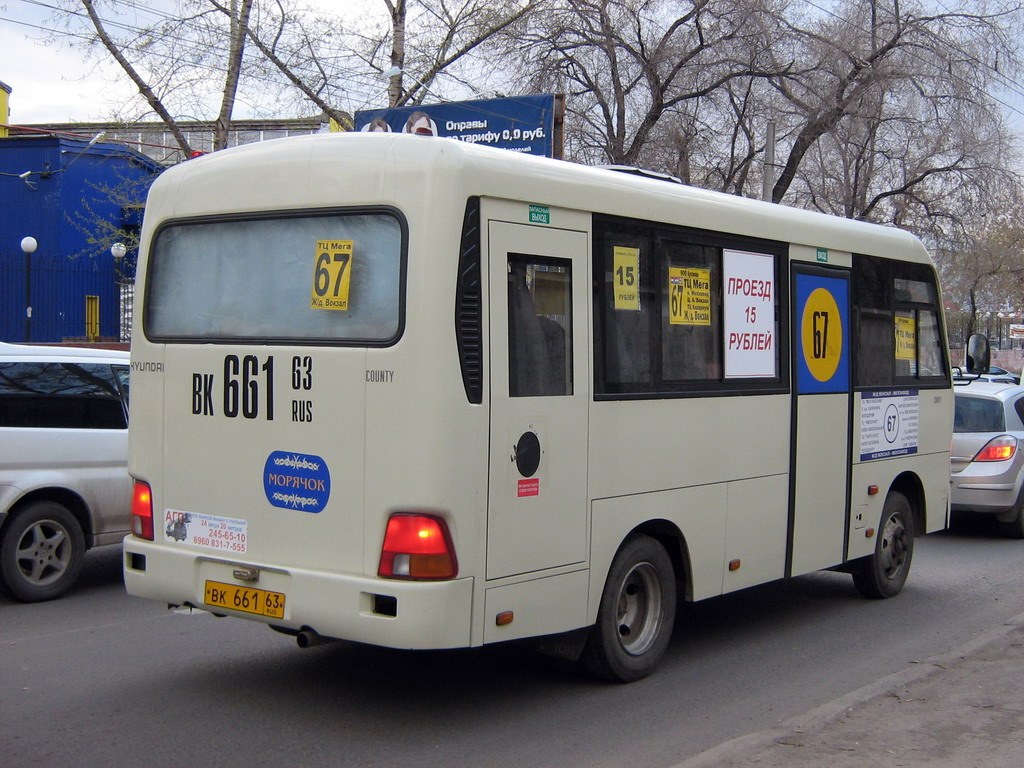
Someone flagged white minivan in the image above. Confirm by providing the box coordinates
[0,342,131,601]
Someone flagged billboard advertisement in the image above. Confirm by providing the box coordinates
[354,94,561,158]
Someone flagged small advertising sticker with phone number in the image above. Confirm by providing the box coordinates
[164,509,248,554]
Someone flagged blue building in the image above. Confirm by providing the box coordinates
[1,132,162,343]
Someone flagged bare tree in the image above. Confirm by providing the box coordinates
[371,0,543,108]
[212,0,254,149]
[516,0,789,172]
[69,1,270,153]
[384,0,409,106]
[768,0,1024,217]
[50,1,542,143]
[72,0,270,153]
[209,0,356,129]
[76,0,201,155]
[938,213,1024,343]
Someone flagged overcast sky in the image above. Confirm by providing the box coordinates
[1,1,140,124]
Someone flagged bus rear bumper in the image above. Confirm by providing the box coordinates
[123,537,474,649]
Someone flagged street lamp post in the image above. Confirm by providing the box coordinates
[20,236,37,342]
[111,243,129,343]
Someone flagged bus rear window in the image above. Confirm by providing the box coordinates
[144,211,405,343]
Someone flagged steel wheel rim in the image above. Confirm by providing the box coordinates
[878,512,909,581]
[14,519,72,586]
[615,561,664,656]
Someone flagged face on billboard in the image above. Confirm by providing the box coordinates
[403,111,438,136]
[361,118,392,133]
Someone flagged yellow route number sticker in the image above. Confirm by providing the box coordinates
[801,287,842,382]
[613,246,640,311]
[311,240,353,311]
[668,267,711,326]
[894,313,916,361]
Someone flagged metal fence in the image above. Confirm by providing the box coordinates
[119,280,133,343]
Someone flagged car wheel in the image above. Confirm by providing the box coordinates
[852,491,914,599]
[0,501,86,602]
[581,534,676,682]
[999,489,1024,540]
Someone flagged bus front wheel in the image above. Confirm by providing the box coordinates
[853,491,914,599]
[582,534,676,682]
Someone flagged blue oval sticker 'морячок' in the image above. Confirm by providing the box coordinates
[263,451,331,513]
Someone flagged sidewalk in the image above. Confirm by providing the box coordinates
[677,613,1024,768]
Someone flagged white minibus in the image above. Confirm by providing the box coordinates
[124,133,953,681]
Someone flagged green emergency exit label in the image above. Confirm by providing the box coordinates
[816,247,828,263]
[529,205,550,224]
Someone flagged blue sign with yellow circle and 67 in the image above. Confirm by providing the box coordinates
[795,272,849,394]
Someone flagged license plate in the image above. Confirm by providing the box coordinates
[204,580,285,619]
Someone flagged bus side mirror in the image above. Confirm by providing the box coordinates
[966,333,990,375]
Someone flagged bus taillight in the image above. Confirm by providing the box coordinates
[131,481,154,540]
[378,513,458,580]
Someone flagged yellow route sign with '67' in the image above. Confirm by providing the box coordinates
[668,266,711,325]
[310,240,353,311]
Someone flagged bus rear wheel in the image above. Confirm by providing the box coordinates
[852,491,914,599]
[582,534,676,682]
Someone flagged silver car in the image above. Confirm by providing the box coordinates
[953,370,1018,385]
[0,342,131,601]
[951,380,1024,537]
[986,365,1021,384]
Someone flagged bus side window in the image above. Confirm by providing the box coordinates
[857,308,894,386]
[853,255,949,386]
[507,255,573,398]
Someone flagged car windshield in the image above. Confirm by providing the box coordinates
[954,396,1005,433]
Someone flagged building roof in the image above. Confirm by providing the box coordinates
[5,117,327,165]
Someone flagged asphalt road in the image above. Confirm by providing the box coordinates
[3,515,1023,768]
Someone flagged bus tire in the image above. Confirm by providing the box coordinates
[852,491,914,600]
[0,501,85,603]
[582,534,676,682]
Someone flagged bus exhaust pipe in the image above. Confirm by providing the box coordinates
[296,629,336,649]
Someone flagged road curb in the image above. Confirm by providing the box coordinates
[673,609,1024,768]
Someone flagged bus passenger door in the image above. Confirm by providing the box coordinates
[789,265,852,576]
[486,221,589,579]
